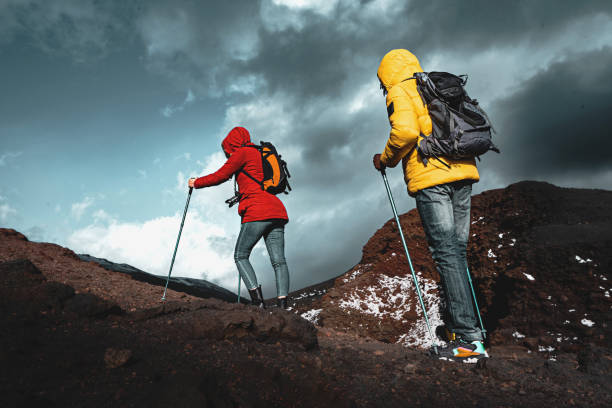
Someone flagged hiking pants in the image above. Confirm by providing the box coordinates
[415,180,482,342]
[234,219,290,297]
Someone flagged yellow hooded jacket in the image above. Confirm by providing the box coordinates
[377,49,479,195]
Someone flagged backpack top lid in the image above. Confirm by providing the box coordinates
[416,71,468,109]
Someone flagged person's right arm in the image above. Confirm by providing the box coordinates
[379,85,420,168]
[192,150,244,188]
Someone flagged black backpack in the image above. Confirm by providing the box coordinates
[409,71,500,167]
[225,141,291,208]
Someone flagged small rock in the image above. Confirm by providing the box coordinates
[104,348,132,369]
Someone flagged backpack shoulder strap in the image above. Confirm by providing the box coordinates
[239,168,264,188]
[235,144,266,189]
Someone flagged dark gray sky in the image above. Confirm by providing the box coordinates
[1,0,611,296]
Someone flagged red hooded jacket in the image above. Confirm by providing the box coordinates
[194,127,288,223]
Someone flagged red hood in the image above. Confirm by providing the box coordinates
[222,127,252,155]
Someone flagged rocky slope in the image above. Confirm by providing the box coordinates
[295,181,612,356]
[1,181,611,407]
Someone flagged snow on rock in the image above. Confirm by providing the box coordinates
[301,309,322,324]
[575,255,593,264]
[581,318,595,327]
[523,273,535,281]
[339,274,443,349]
[487,249,497,258]
[294,290,327,301]
[512,331,526,339]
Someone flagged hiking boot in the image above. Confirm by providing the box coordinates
[435,340,488,363]
[436,325,457,342]
[276,297,288,309]
[248,285,266,309]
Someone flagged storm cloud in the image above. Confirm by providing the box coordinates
[2,0,611,294]
[492,47,612,178]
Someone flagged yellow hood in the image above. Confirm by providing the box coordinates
[377,49,423,90]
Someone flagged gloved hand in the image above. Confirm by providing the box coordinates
[372,154,386,171]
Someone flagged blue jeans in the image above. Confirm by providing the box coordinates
[234,220,290,297]
[415,181,482,341]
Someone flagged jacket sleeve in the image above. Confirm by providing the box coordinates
[380,86,420,168]
[194,150,244,188]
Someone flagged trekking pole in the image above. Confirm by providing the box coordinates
[161,187,193,301]
[379,169,438,354]
[466,266,487,339]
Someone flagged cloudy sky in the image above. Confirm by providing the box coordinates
[1,0,611,297]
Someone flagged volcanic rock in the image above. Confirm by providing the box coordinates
[296,181,612,356]
[0,181,611,407]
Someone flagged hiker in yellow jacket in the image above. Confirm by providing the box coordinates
[373,49,487,360]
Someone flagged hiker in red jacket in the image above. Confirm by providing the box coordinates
[188,126,290,309]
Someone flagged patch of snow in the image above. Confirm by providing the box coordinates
[538,346,555,352]
[300,309,322,324]
[391,253,397,257]
[487,249,497,258]
[471,216,484,225]
[498,233,504,238]
[575,255,593,264]
[512,331,525,339]
[549,357,557,362]
[547,296,551,300]
[580,318,595,327]
[497,244,502,249]
[605,291,610,298]
[569,309,576,312]
[563,320,570,324]
[523,273,535,281]
[601,275,608,281]
[342,269,362,283]
[338,273,442,349]
[438,357,454,362]
[510,238,516,247]
[293,289,327,300]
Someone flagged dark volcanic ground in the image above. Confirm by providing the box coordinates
[1,181,611,407]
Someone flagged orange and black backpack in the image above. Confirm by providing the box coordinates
[226,141,291,207]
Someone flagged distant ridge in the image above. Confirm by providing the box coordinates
[78,254,240,303]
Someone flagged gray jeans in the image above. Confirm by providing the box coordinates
[234,220,290,297]
[415,181,482,341]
